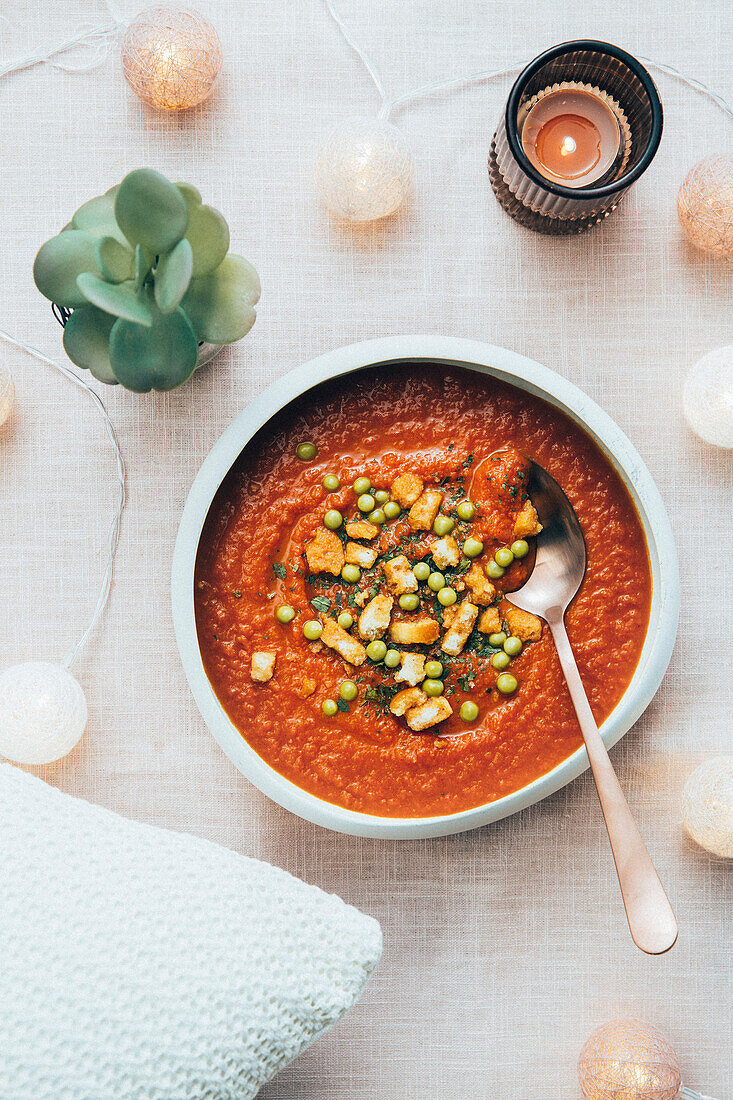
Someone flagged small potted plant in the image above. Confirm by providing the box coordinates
[33,169,260,392]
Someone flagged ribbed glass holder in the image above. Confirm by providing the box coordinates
[490,40,663,235]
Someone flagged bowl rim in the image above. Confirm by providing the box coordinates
[172,336,679,839]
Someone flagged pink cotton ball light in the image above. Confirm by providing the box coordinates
[578,1020,681,1100]
[121,6,223,111]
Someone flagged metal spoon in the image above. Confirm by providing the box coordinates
[507,460,678,955]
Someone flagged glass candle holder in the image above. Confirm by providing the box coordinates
[489,40,663,235]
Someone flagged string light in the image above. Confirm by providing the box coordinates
[121,7,223,111]
[0,329,125,765]
[578,1020,718,1100]
[682,346,733,449]
[0,365,14,426]
[682,757,733,857]
[678,154,733,258]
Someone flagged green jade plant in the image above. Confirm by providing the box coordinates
[33,169,260,392]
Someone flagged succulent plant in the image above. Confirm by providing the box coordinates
[33,169,260,392]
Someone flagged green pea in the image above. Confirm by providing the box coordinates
[504,636,523,657]
[303,620,323,640]
[511,539,529,559]
[463,537,484,558]
[492,651,511,670]
[438,587,457,606]
[424,660,443,679]
[322,698,338,717]
[296,441,316,461]
[422,679,444,697]
[366,640,387,662]
[384,648,401,669]
[357,493,375,513]
[399,593,419,610]
[341,564,361,583]
[495,547,515,568]
[488,631,507,647]
[457,500,475,521]
[339,680,358,702]
[428,571,446,592]
[374,489,389,504]
[460,700,479,722]
[322,474,340,492]
[413,561,430,581]
[367,509,386,525]
[384,500,401,520]
[324,509,343,529]
[486,559,505,579]
[496,673,518,695]
[433,515,455,536]
[337,611,354,630]
[353,476,371,494]
[276,604,295,624]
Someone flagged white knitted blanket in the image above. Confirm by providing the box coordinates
[0,766,382,1099]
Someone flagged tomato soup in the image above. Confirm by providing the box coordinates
[195,364,652,817]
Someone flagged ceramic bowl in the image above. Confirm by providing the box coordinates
[172,336,679,839]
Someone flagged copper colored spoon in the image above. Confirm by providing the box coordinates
[507,460,678,955]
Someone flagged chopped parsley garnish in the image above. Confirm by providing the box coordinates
[232,590,242,598]
[273,562,287,580]
[336,698,350,713]
[310,596,331,613]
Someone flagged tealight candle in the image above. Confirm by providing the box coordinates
[521,87,622,188]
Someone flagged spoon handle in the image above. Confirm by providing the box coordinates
[547,614,678,955]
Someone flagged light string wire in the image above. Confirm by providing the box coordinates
[0,0,126,80]
[0,329,126,672]
[325,0,733,123]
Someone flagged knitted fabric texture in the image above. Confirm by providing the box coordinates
[0,765,382,1099]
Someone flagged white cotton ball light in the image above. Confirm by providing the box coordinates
[315,118,414,222]
[677,153,733,258]
[121,6,223,111]
[0,365,14,426]
[682,345,733,448]
[682,757,733,858]
[0,661,87,765]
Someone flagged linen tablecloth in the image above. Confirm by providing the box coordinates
[0,1,731,1096]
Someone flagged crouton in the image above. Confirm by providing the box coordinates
[383,554,418,595]
[505,606,542,642]
[477,607,502,635]
[345,520,379,541]
[464,561,496,606]
[405,696,453,731]
[296,678,317,698]
[390,687,427,716]
[354,589,370,607]
[305,526,345,575]
[441,604,458,629]
[390,472,424,508]
[513,498,542,539]
[358,594,393,640]
[441,600,478,656]
[389,616,440,646]
[432,535,460,570]
[394,652,426,688]
[345,541,379,568]
[321,617,367,665]
[408,488,444,531]
[250,651,276,682]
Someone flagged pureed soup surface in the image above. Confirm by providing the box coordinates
[195,364,652,818]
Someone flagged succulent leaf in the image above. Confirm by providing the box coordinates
[181,254,261,344]
[62,306,118,385]
[109,296,199,392]
[114,169,189,254]
[76,274,153,326]
[71,186,127,245]
[33,230,100,307]
[95,236,135,284]
[154,237,193,313]
[176,183,230,276]
[134,244,150,290]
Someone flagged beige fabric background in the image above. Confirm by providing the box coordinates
[1,1,731,1096]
